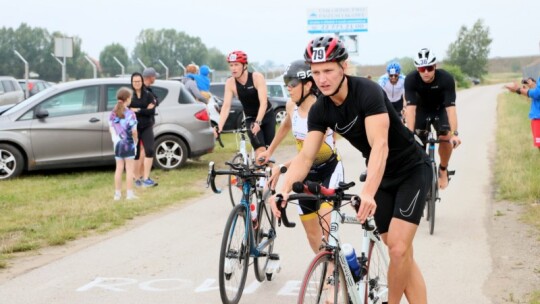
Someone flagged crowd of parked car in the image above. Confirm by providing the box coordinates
[0,75,291,179]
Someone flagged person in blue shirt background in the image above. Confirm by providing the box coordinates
[505,77,540,150]
[378,61,406,121]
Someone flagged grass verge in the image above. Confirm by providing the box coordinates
[495,92,540,304]
[0,131,295,269]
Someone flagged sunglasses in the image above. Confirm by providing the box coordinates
[284,77,301,88]
[389,74,399,78]
[417,65,435,73]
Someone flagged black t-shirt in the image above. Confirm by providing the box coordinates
[131,88,157,129]
[308,75,427,178]
[404,69,456,111]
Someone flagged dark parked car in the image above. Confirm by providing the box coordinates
[18,79,53,98]
[210,81,289,126]
[209,82,245,130]
[0,78,215,179]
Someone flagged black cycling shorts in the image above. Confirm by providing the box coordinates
[414,107,451,142]
[245,110,276,150]
[373,162,432,234]
[135,126,155,159]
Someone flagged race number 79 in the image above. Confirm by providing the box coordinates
[311,47,327,63]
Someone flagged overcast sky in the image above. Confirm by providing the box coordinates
[3,0,540,67]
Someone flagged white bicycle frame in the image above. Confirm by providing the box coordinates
[326,208,390,304]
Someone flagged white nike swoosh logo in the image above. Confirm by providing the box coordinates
[399,190,421,217]
[335,116,358,134]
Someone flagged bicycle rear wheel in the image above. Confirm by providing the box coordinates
[363,240,389,304]
[227,153,244,207]
[298,251,349,304]
[219,204,250,304]
[254,189,276,282]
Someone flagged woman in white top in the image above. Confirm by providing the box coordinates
[258,60,344,253]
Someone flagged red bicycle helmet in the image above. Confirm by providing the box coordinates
[227,51,248,64]
[304,36,348,64]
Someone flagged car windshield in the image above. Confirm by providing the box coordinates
[2,86,56,115]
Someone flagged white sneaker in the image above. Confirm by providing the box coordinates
[113,193,121,201]
[126,194,139,200]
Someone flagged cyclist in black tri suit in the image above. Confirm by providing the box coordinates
[270,36,432,304]
[215,50,276,158]
[404,48,462,189]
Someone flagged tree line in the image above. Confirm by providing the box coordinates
[0,23,230,82]
[0,19,492,86]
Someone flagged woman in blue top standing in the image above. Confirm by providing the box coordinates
[109,87,138,200]
[505,77,540,150]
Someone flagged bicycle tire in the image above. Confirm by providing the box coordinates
[297,251,349,304]
[428,159,438,235]
[363,240,389,303]
[253,189,276,282]
[227,153,245,207]
[219,204,250,304]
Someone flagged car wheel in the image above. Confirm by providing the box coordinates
[153,135,188,170]
[0,144,24,179]
[275,108,286,124]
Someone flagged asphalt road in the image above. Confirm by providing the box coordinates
[0,84,500,304]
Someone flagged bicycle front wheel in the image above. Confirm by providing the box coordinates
[428,161,438,235]
[219,204,250,304]
[227,153,244,207]
[254,189,276,282]
[298,251,349,304]
[363,240,389,304]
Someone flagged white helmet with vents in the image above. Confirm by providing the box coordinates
[414,48,437,67]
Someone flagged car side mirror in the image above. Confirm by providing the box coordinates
[35,108,49,119]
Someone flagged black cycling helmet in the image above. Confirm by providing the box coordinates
[304,35,349,64]
[283,60,319,106]
[283,60,312,84]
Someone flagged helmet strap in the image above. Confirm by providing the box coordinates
[295,82,308,106]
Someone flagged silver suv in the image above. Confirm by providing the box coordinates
[0,76,25,105]
[0,78,215,179]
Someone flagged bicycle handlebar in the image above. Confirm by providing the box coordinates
[206,160,277,194]
[275,180,359,229]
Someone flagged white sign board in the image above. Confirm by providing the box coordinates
[54,37,73,58]
[307,7,368,34]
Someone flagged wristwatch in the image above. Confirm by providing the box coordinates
[452,130,459,136]
[255,120,262,125]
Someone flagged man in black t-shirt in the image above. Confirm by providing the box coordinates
[271,36,431,304]
[404,48,462,189]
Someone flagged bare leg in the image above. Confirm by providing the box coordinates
[300,206,332,254]
[134,142,145,180]
[125,159,135,191]
[143,157,153,180]
[115,159,125,191]
[437,133,453,189]
[383,218,427,304]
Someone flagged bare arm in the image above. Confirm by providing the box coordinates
[217,78,235,132]
[266,100,294,155]
[278,130,325,194]
[357,113,389,222]
[405,105,416,131]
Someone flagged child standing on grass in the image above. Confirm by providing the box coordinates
[109,87,139,200]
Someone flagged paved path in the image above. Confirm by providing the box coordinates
[0,84,500,303]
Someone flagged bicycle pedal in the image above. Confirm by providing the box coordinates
[265,254,281,274]
[448,170,456,176]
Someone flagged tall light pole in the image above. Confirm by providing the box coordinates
[14,50,29,98]
[113,56,125,76]
[158,59,169,80]
[84,56,97,78]
[51,53,65,82]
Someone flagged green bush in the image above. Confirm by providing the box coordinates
[441,64,470,88]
